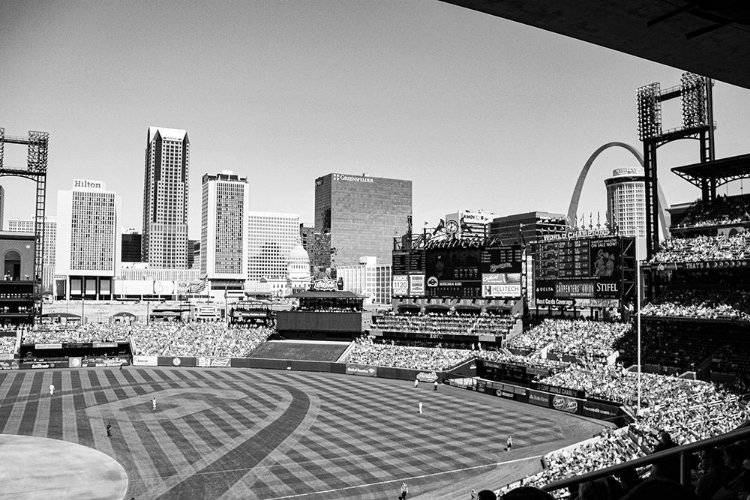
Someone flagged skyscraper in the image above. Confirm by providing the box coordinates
[314,173,412,267]
[605,167,646,237]
[247,212,300,281]
[201,171,249,281]
[0,186,4,230]
[56,179,122,300]
[142,127,189,268]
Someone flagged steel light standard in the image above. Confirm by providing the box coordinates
[636,258,642,412]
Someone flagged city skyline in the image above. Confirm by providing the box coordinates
[2,1,750,240]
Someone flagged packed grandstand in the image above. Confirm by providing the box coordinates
[3,192,750,499]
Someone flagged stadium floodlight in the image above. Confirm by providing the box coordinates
[636,83,661,141]
[681,72,709,129]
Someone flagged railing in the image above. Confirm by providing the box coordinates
[542,425,750,495]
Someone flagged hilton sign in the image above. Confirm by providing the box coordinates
[73,179,105,190]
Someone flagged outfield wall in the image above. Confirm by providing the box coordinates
[3,351,628,427]
[129,355,630,427]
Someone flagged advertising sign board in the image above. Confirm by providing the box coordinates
[481,273,522,298]
[409,275,425,296]
[346,364,377,377]
[392,276,408,296]
[197,357,231,367]
[133,355,158,366]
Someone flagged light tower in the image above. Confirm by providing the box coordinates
[0,128,49,319]
[637,72,715,259]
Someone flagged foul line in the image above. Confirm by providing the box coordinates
[265,455,542,499]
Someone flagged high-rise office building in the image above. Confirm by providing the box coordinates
[605,167,646,238]
[247,212,299,281]
[336,256,392,305]
[314,173,412,267]
[489,212,567,244]
[121,228,141,263]
[201,171,249,280]
[142,126,189,268]
[56,179,122,300]
[0,186,4,230]
[7,216,57,293]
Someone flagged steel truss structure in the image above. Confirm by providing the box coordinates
[636,73,715,259]
[0,128,49,319]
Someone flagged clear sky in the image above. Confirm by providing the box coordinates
[2,1,749,239]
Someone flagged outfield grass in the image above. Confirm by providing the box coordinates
[0,367,606,499]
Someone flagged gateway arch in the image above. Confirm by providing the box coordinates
[567,142,669,240]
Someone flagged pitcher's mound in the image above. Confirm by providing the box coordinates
[0,435,127,500]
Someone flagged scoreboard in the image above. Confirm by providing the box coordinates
[392,250,425,276]
[532,236,633,305]
[391,245,523,299]
[481,246,523,274]
[534,237,620,280]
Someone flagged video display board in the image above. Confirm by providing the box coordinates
[392,244,524,299]
[420,244,524,299]
[392,249,426,296]
[392,250,425,275]
[425,247,481,297]
[480,245,523,298]
[532,236,626,302]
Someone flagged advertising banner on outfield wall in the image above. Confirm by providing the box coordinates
[35,343,63,350]
[133,355,158,366]
[0,360,19,370]
[197,357,231,367]
[69,357,82,368]
[552,395,579,414]
[580,400,621,421]
[532,382,585,399]
[158,356,196,367]
[416,371,439,383]
[527,389,551,408]
[20,360,69,370]
[346,364,377,377]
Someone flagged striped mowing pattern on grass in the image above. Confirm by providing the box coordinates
[0,367,605,500]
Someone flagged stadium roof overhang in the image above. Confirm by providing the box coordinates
[672,153,750,188]
[441,0,750,90]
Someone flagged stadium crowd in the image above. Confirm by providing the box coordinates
[640,288,750,320]
[675,193,750,228]
[649,234,750,263]
[20,322,273,358]
[372,311,516,337]
[345,336,471,370]
[504,319,629,363]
